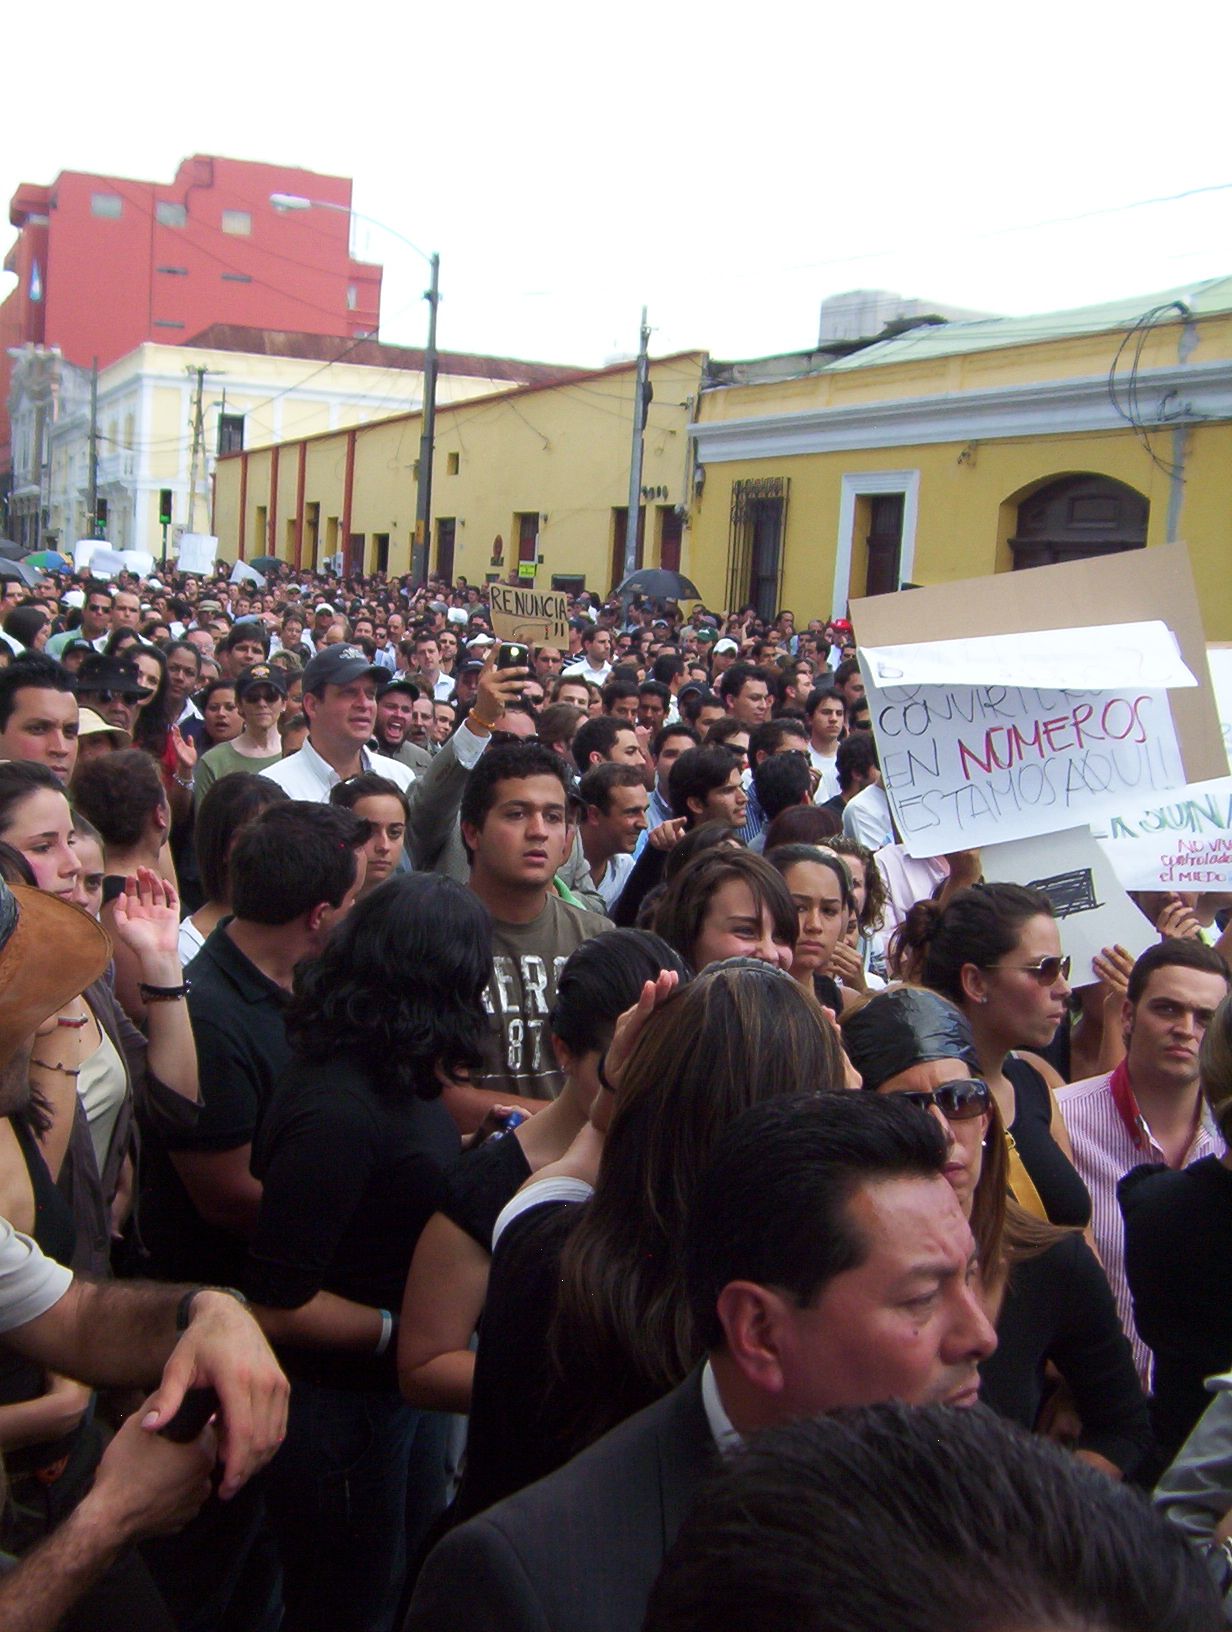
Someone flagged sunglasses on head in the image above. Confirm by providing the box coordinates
[900,1080,992,1122]
[986,955,1071,986]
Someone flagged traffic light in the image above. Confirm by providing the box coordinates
[159,489,173,526]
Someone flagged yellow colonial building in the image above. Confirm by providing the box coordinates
[212,352,707,589]
[687,277,1232,637]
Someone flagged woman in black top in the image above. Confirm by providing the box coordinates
[919,881,1091,1226]
[847,987,1150,1480]
[397,930,690,1414]
[1121,993,1232,1465]
[244,872,490,1632]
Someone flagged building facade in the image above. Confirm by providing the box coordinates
[2,154,385,485]
[211,352,707,586]
[687,277,1232,637]
[8,329,576,556]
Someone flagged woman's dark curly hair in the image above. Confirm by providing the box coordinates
[284,871,492,1100]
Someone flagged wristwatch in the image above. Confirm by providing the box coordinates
[175,1286,250,1332]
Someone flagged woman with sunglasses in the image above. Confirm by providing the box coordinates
[845,986,1151,1480]
[917,882,1091,1227]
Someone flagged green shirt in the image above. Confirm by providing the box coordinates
[193,740,284,808]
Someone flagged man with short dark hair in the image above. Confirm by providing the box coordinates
[819,731,880,823]
[217,623,270,679]
[645,1404,1218,1632]
[413,629,455,701]
[637,680,672,733]
[408,1093,995,1632]
[572,714,644,775]
[834,657,865,708]
[601,676,640,725]
[717,663,772,727]
[646,722,699,828]
[841,732,894,851]
[1059,938,1231,1381]
[668,746,746,830]
[46,583,112,658]
[579,763,648,909]
[737,718,810,845]
[805,685,846,801]
[0,655,79,783]
[533,646,564,681]
[748,755,813,851]
[141,800,368,1287]
[563,625,613,687]
[461,742,611,1120]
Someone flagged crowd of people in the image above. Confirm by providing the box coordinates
[0,557,1227,1629]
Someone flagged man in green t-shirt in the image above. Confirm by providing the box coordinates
[460,741,611,1130]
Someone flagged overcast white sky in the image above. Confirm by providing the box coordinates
[5,0,1232,369]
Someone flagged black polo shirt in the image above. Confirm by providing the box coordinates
[136,921,292,1287]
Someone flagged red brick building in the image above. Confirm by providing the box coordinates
[1,153,383,487]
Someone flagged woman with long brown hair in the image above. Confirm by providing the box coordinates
[453,959,847,1522]
[844,986,1151,1480]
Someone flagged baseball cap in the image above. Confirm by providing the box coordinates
[446,607,469,626]
[468,633,495,650]
[314,602,337,616]
[377,674,424,699]
[694,627,717,644]
[459,658,486,677]
[235,663,288,700]
[714,638,739,655]
[301,645,386,692]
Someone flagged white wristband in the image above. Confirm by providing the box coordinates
[374,1309,394,1356]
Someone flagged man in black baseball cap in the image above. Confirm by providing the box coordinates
[76,653,145,735]
[374,675,434,772]
[262,645,409,802]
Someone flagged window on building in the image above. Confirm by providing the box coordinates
[1007,474,1149,570]
[374,533,391,574]
[435,520,455,583]
[154,320,186,330]
[611,506,646,591]
[347,286,358,311]
[221,209,251,237]
[155,201,187,228]
[91,193,122,219]
[727,479,789,623]
[446,452,460,475]
[217,414,245,456]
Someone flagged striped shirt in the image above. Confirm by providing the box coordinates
[1057,1071,1224,1384]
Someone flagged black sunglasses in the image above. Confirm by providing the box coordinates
[900,1080,992,1122]
[89,689,142,705]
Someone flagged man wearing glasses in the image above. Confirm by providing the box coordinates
[75,653,146,736]
[1058,938,1230,1382]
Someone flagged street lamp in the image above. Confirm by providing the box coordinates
[270,193,440,585]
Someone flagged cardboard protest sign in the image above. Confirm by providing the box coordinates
[489,584,569,646]
[1207,646,1232,771]
[853,671,1186,856]
[852,544,1225,859]
[981,826,1154,983]
[177,534,217,576]
[1091,777,1232,889]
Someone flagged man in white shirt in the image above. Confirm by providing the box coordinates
[805,685,846,803]
[411,629,456,701]
[563,625,614,687]
[579,763,649,910]
[261,645,417,802]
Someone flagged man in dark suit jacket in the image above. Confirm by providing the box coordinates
[406,1094,998,1632]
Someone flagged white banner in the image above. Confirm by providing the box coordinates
[863,622,1197,692]
[980,825,1154,982]
[861,666,1187,858]
[176,534,217,576]
[1091,777,1232,889]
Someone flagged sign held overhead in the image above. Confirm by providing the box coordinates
[489,584,570,646]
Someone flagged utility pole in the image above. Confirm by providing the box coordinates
[87,359,100,539]
[622,308,652,583]
[412,253,440,586]
[186,365,209,535]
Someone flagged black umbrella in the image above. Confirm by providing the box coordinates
[0,539,31,562]
[249,556,282,572]
[0,555,38,586]
[615,568,701,601]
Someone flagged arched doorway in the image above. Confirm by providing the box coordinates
[1007,474,1148,570]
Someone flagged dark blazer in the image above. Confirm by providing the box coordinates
[404,1370,715,1632]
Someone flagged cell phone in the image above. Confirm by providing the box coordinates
[497,642,531,670]
[158,1386,220,1443]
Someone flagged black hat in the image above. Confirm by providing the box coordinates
[376,674,423,699]
[76,653,143,699]
[235,662,288,700]
[843,988,980,1093]
[301,645,386,692]
[459,658,486,677]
